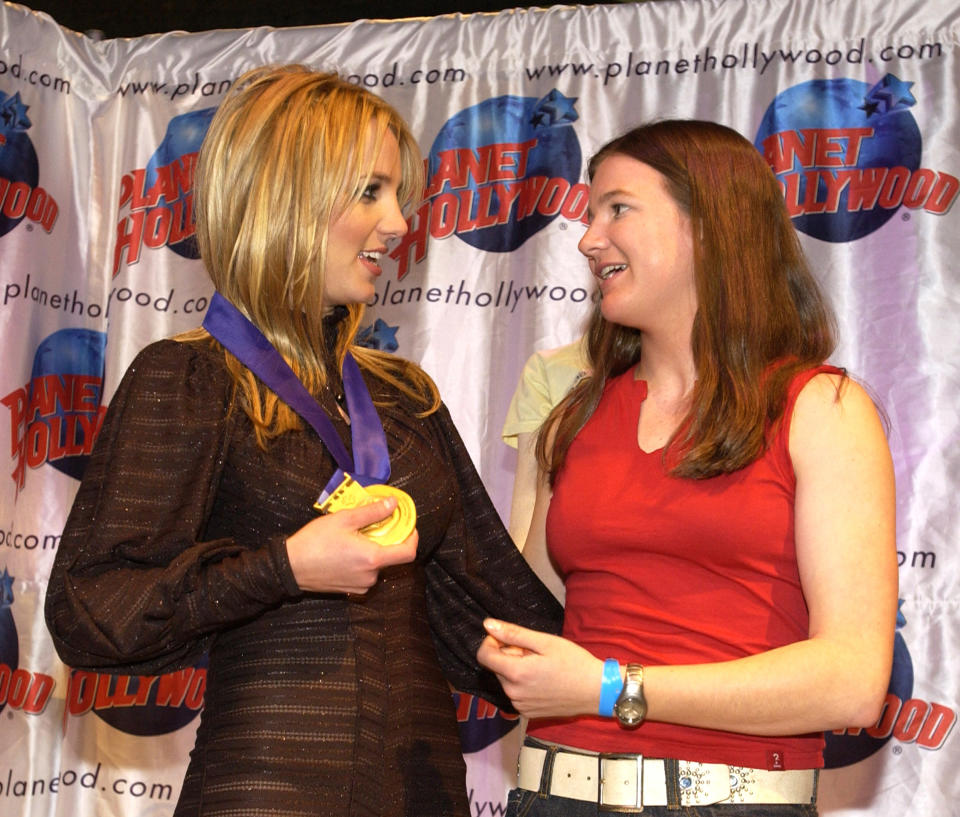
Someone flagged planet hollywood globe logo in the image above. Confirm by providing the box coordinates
[66,655,208,736]
[1,328,107,493]
[754,75,957,243]
[113,107,216,275]
[390,90,587,277]
[0,90,58,237]
[825,600,956,767]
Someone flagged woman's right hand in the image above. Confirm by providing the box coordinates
[285,498,418,594]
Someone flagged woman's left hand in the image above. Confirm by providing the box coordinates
[476,618,604,719]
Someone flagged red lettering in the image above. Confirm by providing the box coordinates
[538,177,570,216]
[560,183,590,221]
[866,692,901,739]
[156,669,193,707]
[25,422,47,468]
[118,172,134,208]
[924,172,959,214]
[184,669,206,709]
[1,181,30,219]
[877,166,911,209]
[846,168,887,211]
[1,388,28,452]
[67,671,98,715]
[902,169,936,209]
[22,673,55,715]
[113,211,146,275]
[493,182,523,224]
[515,176,548,219]
[72,376,101,413]
[143,207,172,249]
[389,199,430,280]
[917,703,957,750]
[170,153,198,198]
[430,193,458,240]
[128,169,150,209]
[167,194,196,246]
[135,676,158,705]
[892,698,928,742]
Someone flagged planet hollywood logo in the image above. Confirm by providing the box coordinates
[452,690,520,754]
[0,328,107,494]
[390,90,587,278]
[0,90,59,237]
[754,75,958,243]
[0,567,56,717]
[66,657,207,736]
[824,600,956,767]
[113,107,216,276]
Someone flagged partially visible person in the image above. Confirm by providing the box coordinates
[478,119,897,816]
[45,65,562,817]
[502,334,590,548]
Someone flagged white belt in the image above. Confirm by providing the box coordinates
[518,743,817,809]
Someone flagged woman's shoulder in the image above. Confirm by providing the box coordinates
[788,366,886,460]
[118,336,233,400]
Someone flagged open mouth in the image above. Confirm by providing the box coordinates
[596,263,627,280]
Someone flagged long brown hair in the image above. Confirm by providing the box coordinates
[539,119,836,482]
[186,65,438,445]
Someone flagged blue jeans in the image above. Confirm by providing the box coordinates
[505,788,819,817]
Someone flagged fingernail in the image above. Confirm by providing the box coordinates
[484,618,501,633]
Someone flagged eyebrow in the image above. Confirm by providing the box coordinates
[367,171,397,186]
[585,187,635,219]
[596,188,633,203]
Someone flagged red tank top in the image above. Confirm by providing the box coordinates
[528,365,838,769]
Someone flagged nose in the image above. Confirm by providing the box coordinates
[380,195,409,240]
[578,218,606,258]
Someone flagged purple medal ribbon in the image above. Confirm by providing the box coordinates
[202,292,390,499]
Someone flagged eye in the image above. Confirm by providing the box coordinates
[361,182,381,202]
[610,202,628,217]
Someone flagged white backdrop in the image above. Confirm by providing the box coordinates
[0,0,957,814]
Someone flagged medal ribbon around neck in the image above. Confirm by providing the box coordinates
[202,292,415,544]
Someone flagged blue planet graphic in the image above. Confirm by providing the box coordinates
[144,107,216,259]
[30,329,107,480]
[454,691,519,754]
[0,568,19,716]
[755,78,922,242]
[80,653,208,736]
[429,92,581,253]
[0,91,39,238]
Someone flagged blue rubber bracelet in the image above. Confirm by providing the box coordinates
[598,658,623,717]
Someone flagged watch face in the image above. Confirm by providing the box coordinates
[615,699,646,726]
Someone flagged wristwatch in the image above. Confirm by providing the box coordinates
[613,663,647,728]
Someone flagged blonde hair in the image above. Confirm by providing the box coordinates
[187,64,438,444]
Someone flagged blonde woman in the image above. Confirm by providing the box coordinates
[46,65,561,817]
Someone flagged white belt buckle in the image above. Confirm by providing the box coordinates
[599,753,643,811]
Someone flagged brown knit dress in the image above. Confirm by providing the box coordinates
[45,337,562,817]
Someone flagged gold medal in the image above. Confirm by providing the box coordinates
[314,474,417,546]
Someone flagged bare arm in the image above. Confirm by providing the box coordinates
[507,431,540,548]
[479,373,898,735]
[518,459,565,604]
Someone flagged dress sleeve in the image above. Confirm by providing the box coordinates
[44,340,302,675]
[423,405,564,707]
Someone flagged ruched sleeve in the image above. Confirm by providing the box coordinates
[423,405,564,708]
[44,340,302,675]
